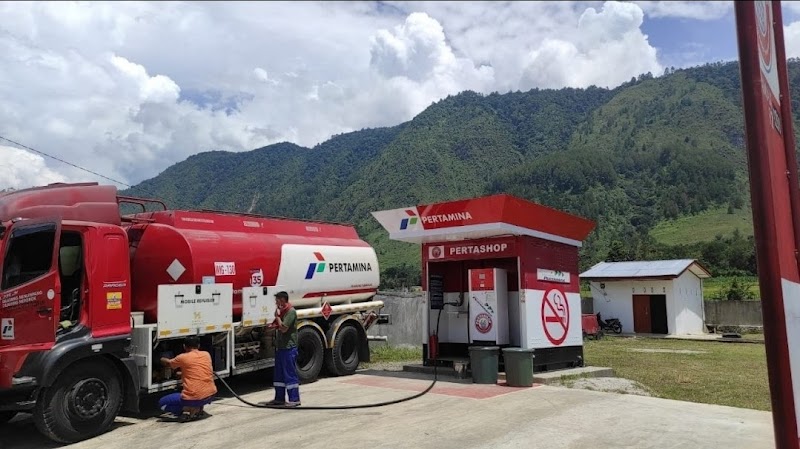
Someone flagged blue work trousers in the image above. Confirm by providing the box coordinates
[159,393,213,415]
[273,347,300,403]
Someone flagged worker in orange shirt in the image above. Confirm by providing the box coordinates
[158,336,218,421]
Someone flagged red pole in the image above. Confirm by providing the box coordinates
[735,2,800,448]
[773,3,800,267]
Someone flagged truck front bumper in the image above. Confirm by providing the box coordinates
[0,384,37,412]
[0,347,40,412]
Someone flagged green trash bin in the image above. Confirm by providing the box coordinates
[468,346,500,384]
[502,348,535,387]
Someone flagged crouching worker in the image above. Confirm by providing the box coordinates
[159,336,217,421]
[265,291,300,407]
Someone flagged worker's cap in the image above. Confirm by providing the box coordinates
[274,291,289,300]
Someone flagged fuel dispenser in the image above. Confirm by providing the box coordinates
[468,268,509,345]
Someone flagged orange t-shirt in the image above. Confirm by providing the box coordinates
[168,350,218,401]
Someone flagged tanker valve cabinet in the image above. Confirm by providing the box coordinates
[468,268,509,345]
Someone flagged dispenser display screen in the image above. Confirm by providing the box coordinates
[429,274,444,309]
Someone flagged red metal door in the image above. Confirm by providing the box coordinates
[632,295,651,333]
[0,219,62,349]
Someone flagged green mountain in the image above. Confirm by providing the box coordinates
[124,60,800,288]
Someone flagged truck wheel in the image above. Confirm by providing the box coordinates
[34,359,123,444]
[0,411,15,426]
[296,327,324,383]
[325,325,360,377]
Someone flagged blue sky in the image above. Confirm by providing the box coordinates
[644,16,737,68]
[643,4,800,69]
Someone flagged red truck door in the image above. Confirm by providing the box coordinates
[0,219,61,348]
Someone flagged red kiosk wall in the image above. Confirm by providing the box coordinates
[518,236,583,353]
[520,237,580,292]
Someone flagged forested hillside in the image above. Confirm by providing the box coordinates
[124,60,800,289]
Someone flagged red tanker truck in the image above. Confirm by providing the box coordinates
[0,182,383,443]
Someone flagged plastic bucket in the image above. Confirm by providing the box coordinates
[502,348,535,387]
[468,346,500,384]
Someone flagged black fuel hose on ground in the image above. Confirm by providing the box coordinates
[214,308,444,410]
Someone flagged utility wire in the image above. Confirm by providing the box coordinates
[0,134,132,188]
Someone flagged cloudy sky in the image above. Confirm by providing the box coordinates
[2,1,800,190]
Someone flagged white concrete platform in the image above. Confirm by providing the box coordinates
[2,371,774,449]
[529,366,615,385]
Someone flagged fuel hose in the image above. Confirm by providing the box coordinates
[214,308,444,410]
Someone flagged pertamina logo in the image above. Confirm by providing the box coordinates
[305,252,373,280]
[306,252,327,279]
[400,210,419,230]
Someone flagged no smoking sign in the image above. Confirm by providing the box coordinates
[541,288,570,345]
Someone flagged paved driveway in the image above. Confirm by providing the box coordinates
[1,371,774,449]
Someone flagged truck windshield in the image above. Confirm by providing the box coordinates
[1,223,57,290]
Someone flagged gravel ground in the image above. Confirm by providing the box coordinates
[563,377,653,397]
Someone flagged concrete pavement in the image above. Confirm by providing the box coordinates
[1,372,774,449]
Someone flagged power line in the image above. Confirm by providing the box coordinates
[0,134,132,188]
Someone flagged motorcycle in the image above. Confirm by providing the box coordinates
[597,313,623,334]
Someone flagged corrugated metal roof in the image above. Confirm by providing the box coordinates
[580,259,712,280]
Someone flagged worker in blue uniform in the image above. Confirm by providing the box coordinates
[266,291,300,407]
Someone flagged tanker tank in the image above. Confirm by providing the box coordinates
[127,210,380,324]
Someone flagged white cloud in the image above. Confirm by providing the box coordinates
[786,21,800,59]
[0,146,70,190]
[370,12,492,84]
[0,1,671,189]
[111,56,180,103]
[633,1,732,20]
[520,1,662,89]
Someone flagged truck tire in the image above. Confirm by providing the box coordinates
[296,327,324,383]
[0,411,15,426]
[33,358,123,444]
[325,325,360,377]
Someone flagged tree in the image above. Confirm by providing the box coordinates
[607,240,630,262]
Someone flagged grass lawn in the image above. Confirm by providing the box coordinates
[584,337,770,411]
[649,205,754,246]
[368,344,420,362]
[359,344,421,371]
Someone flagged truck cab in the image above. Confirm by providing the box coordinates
[0,186,140,443]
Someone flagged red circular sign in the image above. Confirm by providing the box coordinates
[431,246,442,259]
[756,1,772,69]
[475,313,493,334]
[541,289,570,345]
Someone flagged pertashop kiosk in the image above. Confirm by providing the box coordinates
[372,194,596,372]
